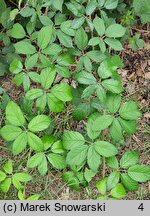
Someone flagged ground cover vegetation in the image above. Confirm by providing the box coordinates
[0,0,150,200]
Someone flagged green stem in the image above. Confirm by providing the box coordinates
[102,156,106,178]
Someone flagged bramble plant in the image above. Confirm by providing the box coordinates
[0,0,150,199]
[96,151,150,200]
[0,160,32,193]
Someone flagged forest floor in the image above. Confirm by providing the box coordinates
[0,23,150,200]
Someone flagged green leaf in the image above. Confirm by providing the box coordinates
[28,115,50,132]
[6,101,25,126]
[121,173,139,191]
[86,113,100,140]
[104,38,123,51]
[83,56,92,72]
[62,131,85,150]
[120,151,139,168]
[25,54,38,70]
[93,16,105,36]
[18,190,25,200]
[36,94,47,112]
[51,140,65,154]
[62,171,80,191]
[99,38,106,53]
[104,0,118,9]
[12,176,23,190]
[57,53,74,66]
[56,65,71,78]
[52,0,63,11]
[47,93,64,112]
[98,60,112,79]
[94,141,118,157]
[11,23,26,39]
[13,132,28,155]
[105,24,126,38]
[42,135,55,151]
[23,74,30,92]
[51,83,72,102]
[3,160,13,174]
[87,146,102,171]
[47,153,67,169]
[42,43,62,55]
[39,15,53,26]
[76,71,96,85]
[105,93,121,113]
[97,0,105,7]
[92,115,113,131]
[57,30,73,48]
[110,183,126,199]
[84,168,96,183]
[102,79,123,94]
[27,132,44,152]
[133,0,150,24]
[25,89,43,100]
[0,178,11,193]
[119,101,142,120]
[27,152,44,168]
[119,118,137,134]
[10,9,18,21]
[0,171,6,182]
[96,178,107,195]
[71,17,85,29]
[128,165,150,182]
[14,41,36,55]
[106,156,119,169]
[54,13,66,25]
[65,2,83,16]
[107,171,120,190]
[39,53,52,67]
[13,173,32,182]
[82,85,96,99]
[86,0,97,15]
[0,125,22,141]
[86,18,94,31]
[75,27,88,50]
[72,103,91,121]
[66,145,88,166]
[29,73,40,83]
[13,73,24,86]
[27,194,40,200]
[37,26,53,49]
[38,156,48,176]
[88,37,100,46]
[97,85,106,103]
[20,6,35,17]
[40,67,56,89]
[86,51,106,62]
[9,58,23,74]
[60,20,75,36]
[109,119,123,141]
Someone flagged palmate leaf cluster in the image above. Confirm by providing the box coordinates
[0,0,149,199]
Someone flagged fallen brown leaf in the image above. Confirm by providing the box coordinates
[145,72,150,80]
[144,113,150,118]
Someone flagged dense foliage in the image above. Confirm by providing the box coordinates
[0,0,150,200]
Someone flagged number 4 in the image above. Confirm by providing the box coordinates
[138,203,144,211]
